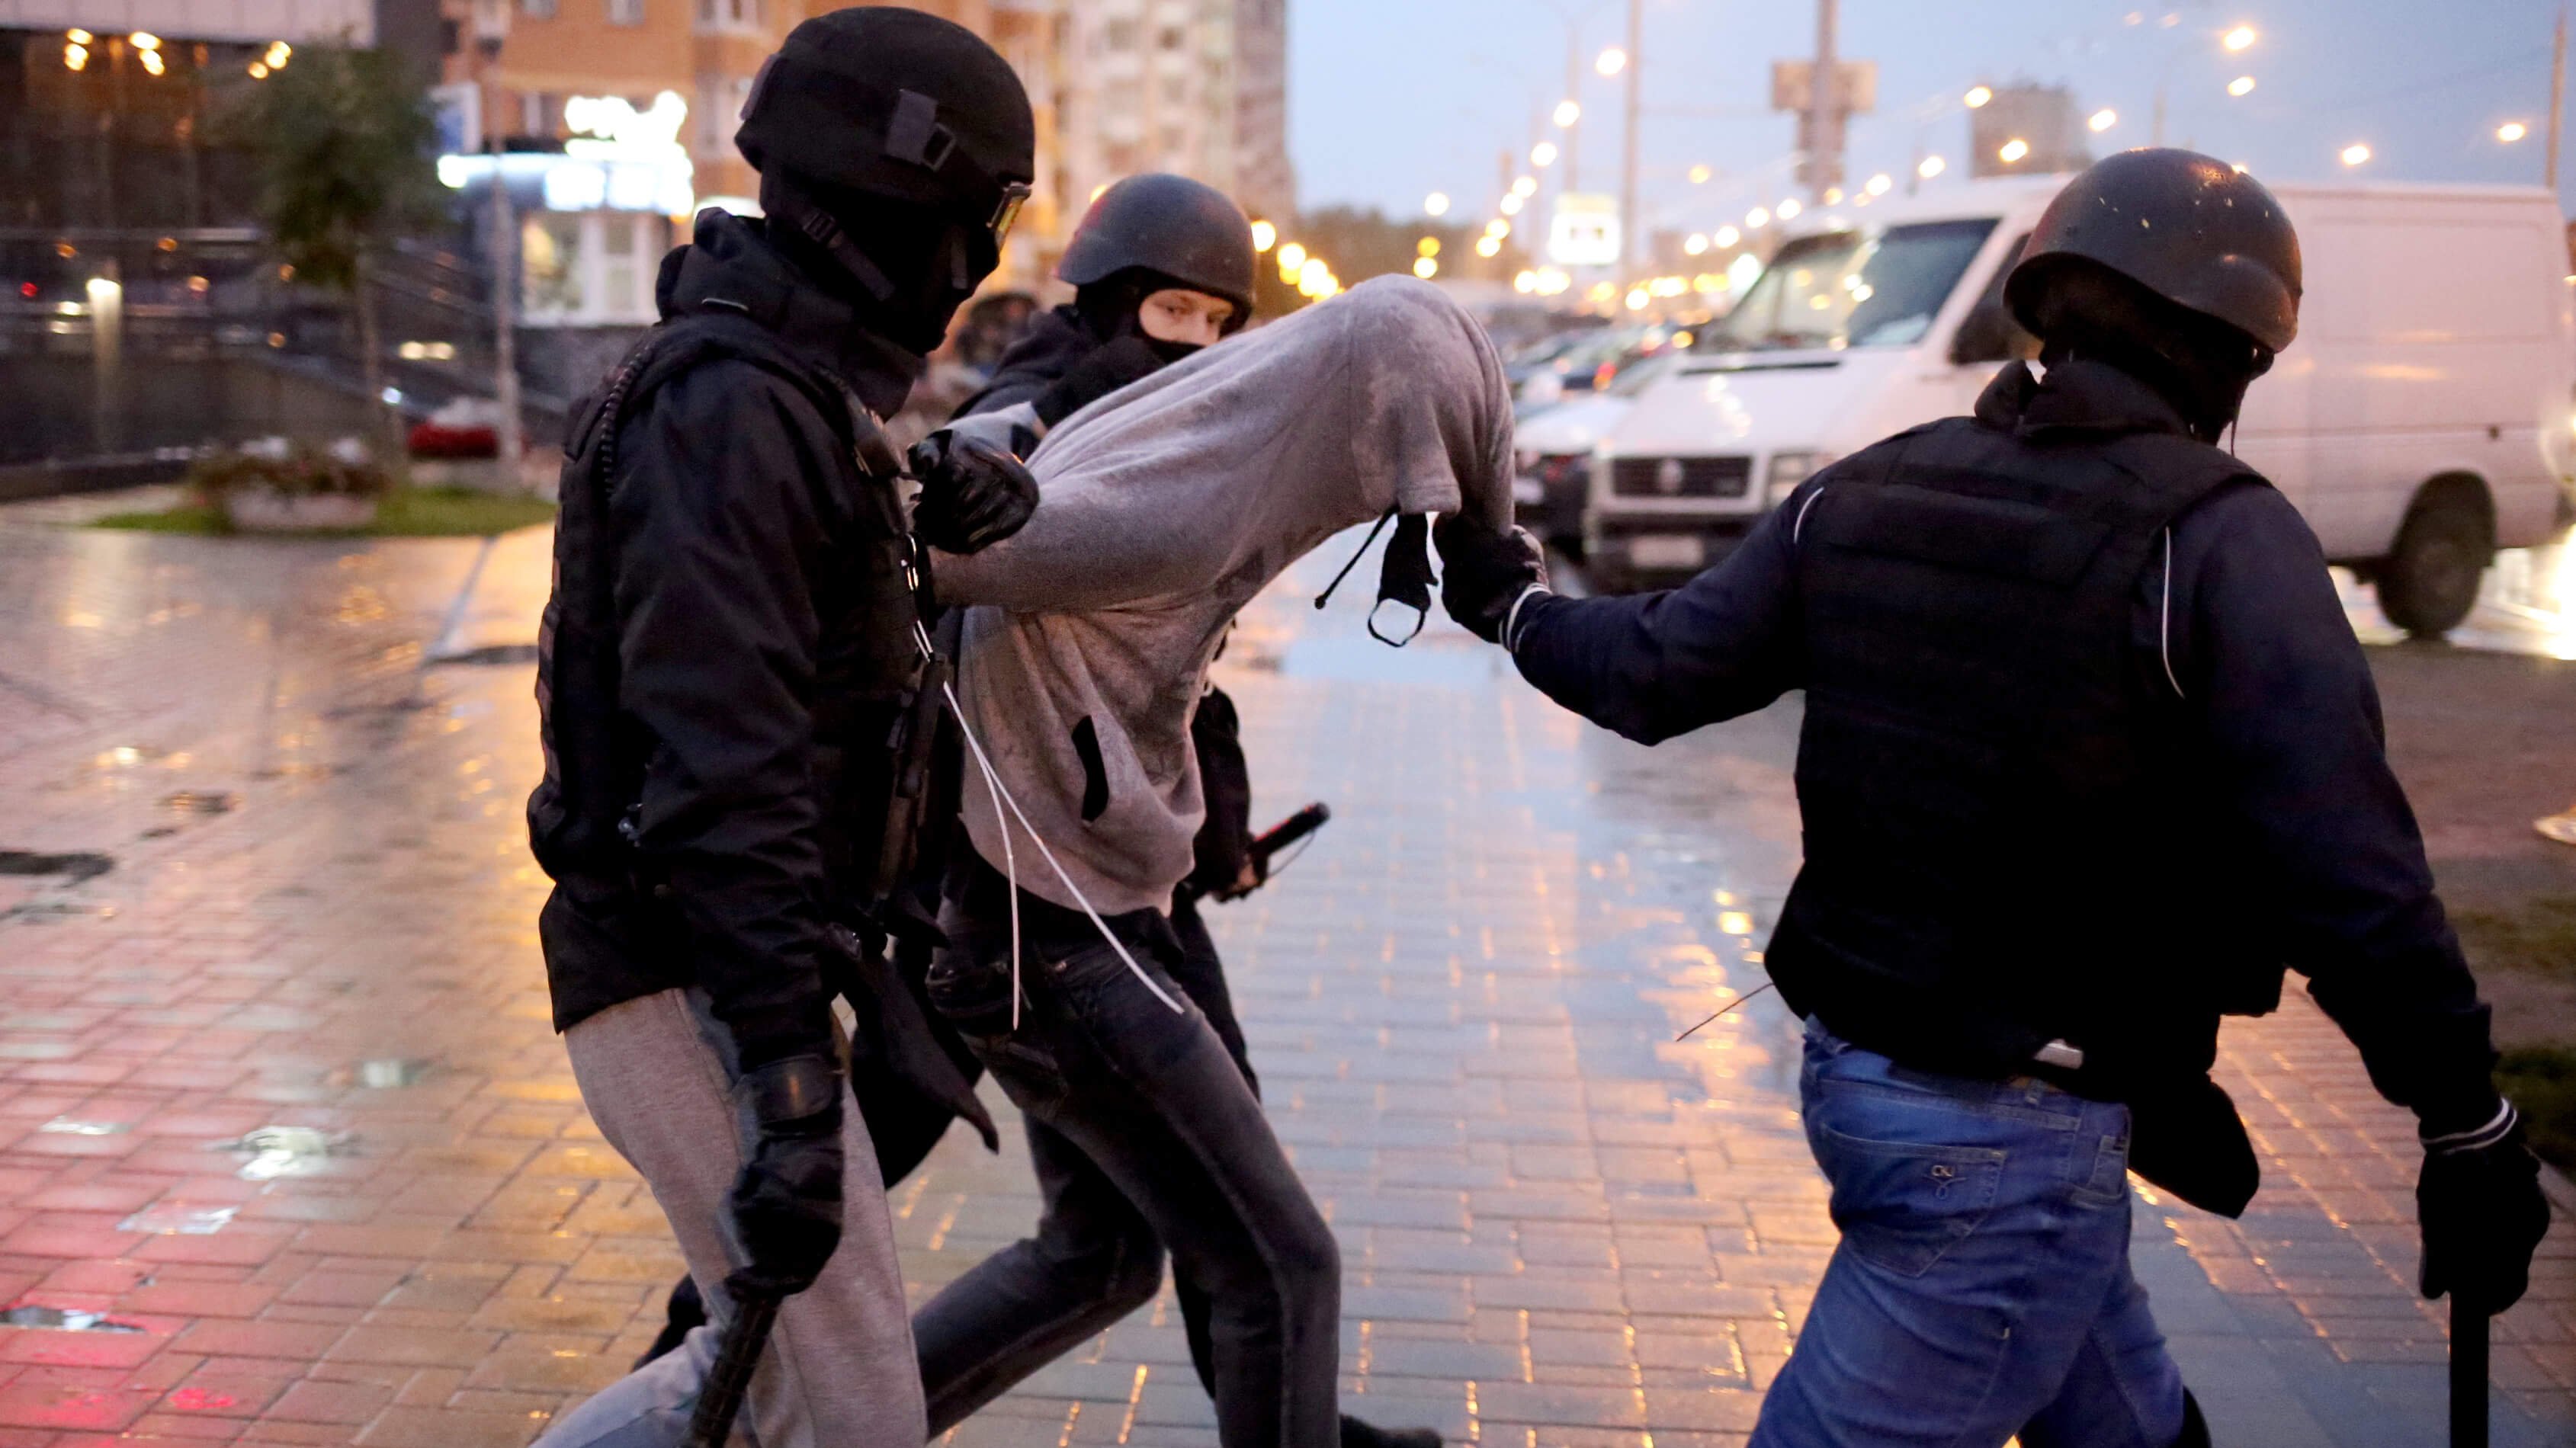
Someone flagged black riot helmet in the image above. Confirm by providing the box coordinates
[1059,174,1259,327]
[735,7,1036,354]
[2006,148,2302,356]
[737,7,1035,239]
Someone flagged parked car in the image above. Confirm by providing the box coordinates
[1512,351,1679,553]
[1582,175,2576,637]
[1516,324,1679,411]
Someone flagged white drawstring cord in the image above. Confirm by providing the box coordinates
[941,679,1188,1017]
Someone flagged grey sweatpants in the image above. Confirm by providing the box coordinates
[534,988,925,1448]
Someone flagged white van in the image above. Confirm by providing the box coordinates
[1584,175,2576,635]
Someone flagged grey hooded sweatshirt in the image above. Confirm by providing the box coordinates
[932,275,1516,916]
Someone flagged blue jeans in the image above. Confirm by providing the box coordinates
[1750,1020,2187,1448]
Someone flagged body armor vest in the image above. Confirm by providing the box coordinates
[1770,415,2286,1094]
[527,308,933,934]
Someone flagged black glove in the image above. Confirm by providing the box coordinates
[1033,334,1172,426]
[2417,1100,2552,1315]
[725,1055,845,1299]
[909,430,1038,556]
[1432,511,1548,646]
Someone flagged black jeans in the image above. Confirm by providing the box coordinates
[914,862,1338,1448]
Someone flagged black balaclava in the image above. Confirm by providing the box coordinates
[1074,267,1217,364]
[2031,264,2272,446]
[762,172,999,357]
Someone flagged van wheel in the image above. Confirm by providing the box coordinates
[2375,487,2493,638]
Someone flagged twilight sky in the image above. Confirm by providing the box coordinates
[1285,0,2571,231]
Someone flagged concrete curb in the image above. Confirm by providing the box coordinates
[2541,1158,2576,1219]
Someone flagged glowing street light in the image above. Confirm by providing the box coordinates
[1684,233,1710,255]
[1418,236,1441,257]
[1746,206,1771,229]
[2222,24,2257,52]
[1714,225,1741,247]
[1865,172,1893,195]
[1424,191,1451,217]
[1276,241,1308,272]
[1965,85,1994,109]
[128,30,159,49]
[1250,219,1277,252]
[2228,75,2256,98]
[1688,163,1713,184]
[1475,234,1503,258]
[139,46,163,74]
[1500,193,1525,216]
[2089,107,2119,133]
[1511,175,1538,197]
[1554,99,1581,129]
[1596,46,1627,78]
[1776,197,1804,220]
[1298,257,1331,292]
[1485,218,1511,239]
[1918,154,1947,179]
[1413,256,1439,279]
[1824,187,1844,205]
[1999,137,2032,165]
[2340,142,2373,167]
[2500,120,2532,143]
[1532,141,1559,168]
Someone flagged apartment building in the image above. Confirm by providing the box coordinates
[1051,0,1294,240]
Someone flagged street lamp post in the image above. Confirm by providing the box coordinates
[1806,0,1843,205]
[1618,0,1641,269]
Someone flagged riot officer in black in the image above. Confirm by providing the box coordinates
[525,10,1038,1444]
[1435,151,2553,1447]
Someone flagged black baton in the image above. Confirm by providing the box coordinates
[682,1290,780,1448]
[2449,1297,2489,1448]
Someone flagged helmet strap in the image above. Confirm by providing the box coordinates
[762,177,899,303]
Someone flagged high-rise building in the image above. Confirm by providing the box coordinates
[1049,0,1294,264]
[1230,0,1291,226]
[1968,82,2090,179]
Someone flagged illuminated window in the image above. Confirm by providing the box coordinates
[607,0,643,24]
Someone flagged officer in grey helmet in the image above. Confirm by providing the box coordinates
[911,171,1259,501]
[904,173,1442,1448]
[526,9,1037,1444]
[1436,149,2552,1446]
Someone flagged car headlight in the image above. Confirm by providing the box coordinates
[1765,450,1834,506]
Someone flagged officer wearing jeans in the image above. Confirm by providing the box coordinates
[1433,150,2555,1447]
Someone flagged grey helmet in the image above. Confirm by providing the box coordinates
[2005,148,2302,355]
[1058,173,1259,324]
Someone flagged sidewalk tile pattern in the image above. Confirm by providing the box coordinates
[0,517,2564,1447]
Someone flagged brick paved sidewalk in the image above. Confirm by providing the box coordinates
[0,514,2565,1446]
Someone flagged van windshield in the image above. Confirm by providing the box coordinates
[1697,218,1998,354]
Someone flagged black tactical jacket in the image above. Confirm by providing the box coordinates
[1508,360,2499,1213]
[530,210,925,1075]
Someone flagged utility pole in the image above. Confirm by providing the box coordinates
[2549,5,2567,192]
[1807,0,1840,203]
[1563,27,1582,191]
[475,0,523,484]
[1618,0,1641,268]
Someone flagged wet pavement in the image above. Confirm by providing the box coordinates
[0,505,2565,1446]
